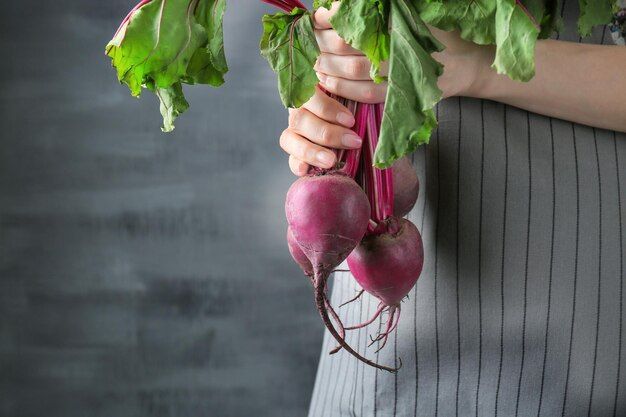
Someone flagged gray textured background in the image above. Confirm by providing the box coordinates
[0,1,323,416]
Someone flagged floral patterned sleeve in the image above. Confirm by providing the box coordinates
[610,0,626,45]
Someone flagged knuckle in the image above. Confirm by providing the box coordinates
[325,76,338,90]
[305,91,322,110]
[362,86,377,103]
[300,144,315,162]
[333,36,349,53]
[314,54,325,70]
[348,58,366,77]
[318,126,333,146]
[328,77,341,94]
[318,102,334,118]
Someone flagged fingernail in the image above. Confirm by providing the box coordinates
[316,151,335,167]
[341,133,362,148]
[337,112,355,127]
[316,72,327,84]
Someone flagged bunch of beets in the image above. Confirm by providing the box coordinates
[263,0,424,374]
[285,94,424,373]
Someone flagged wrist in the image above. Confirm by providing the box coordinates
[464,45,498,99]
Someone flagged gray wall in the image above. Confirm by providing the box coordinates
[0,1,322,416]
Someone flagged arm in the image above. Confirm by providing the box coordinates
[467,38,626,132]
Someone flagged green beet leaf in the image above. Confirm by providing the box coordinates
[418,0,498,45]
[492,0,540,82]
[578,0,615,37]
[374,0,444,168]
[329,0,390,83]
[313,0,334,9]
[521,0,547,27]
[105,0,615,136]
[420,0,541,82]
[538,0,562,38]
[106,0,228,132]
[260,9,321,109]
[155,83,190,133]
[190,0,228,85]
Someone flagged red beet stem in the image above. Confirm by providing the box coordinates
[344,103,366,178]
[290,0,307,10]
[111,0,153,41]
[366,104,394,220]
[261,0,307,13]
[260,0,293,12]
[328,97,363,178]
[515,0,541,30]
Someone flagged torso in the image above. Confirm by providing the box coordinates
[308,1,626,416]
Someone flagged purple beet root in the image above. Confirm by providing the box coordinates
[288,226,345,354]
[286,170,371,271]
[287,227,313,277]
[347,216,424,351]
[286,170,398,372]
[392,157,419,218]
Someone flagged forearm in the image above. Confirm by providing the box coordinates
[471,39,626,133]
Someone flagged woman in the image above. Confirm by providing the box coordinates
[281,1,626,416]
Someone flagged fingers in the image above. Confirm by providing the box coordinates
[315,29,361,55]
[313,2,340,29]
[317,73,388,104]
[280,129,337,169]
[289,155,309,176]
[302,87,355,127]
[312,25,388,102]
[280,86,366,175]
[287,107,363,150]
[315,53,388,81]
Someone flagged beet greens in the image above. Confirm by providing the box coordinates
[105,0,615,371]
[106,0,613,165]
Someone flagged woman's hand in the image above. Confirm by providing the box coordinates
[311,4,388,104]
[279,2,493,176]
[281,87,362,176]
[430,27,495,99]
[280,1,626,171]
[312,3,492,102]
